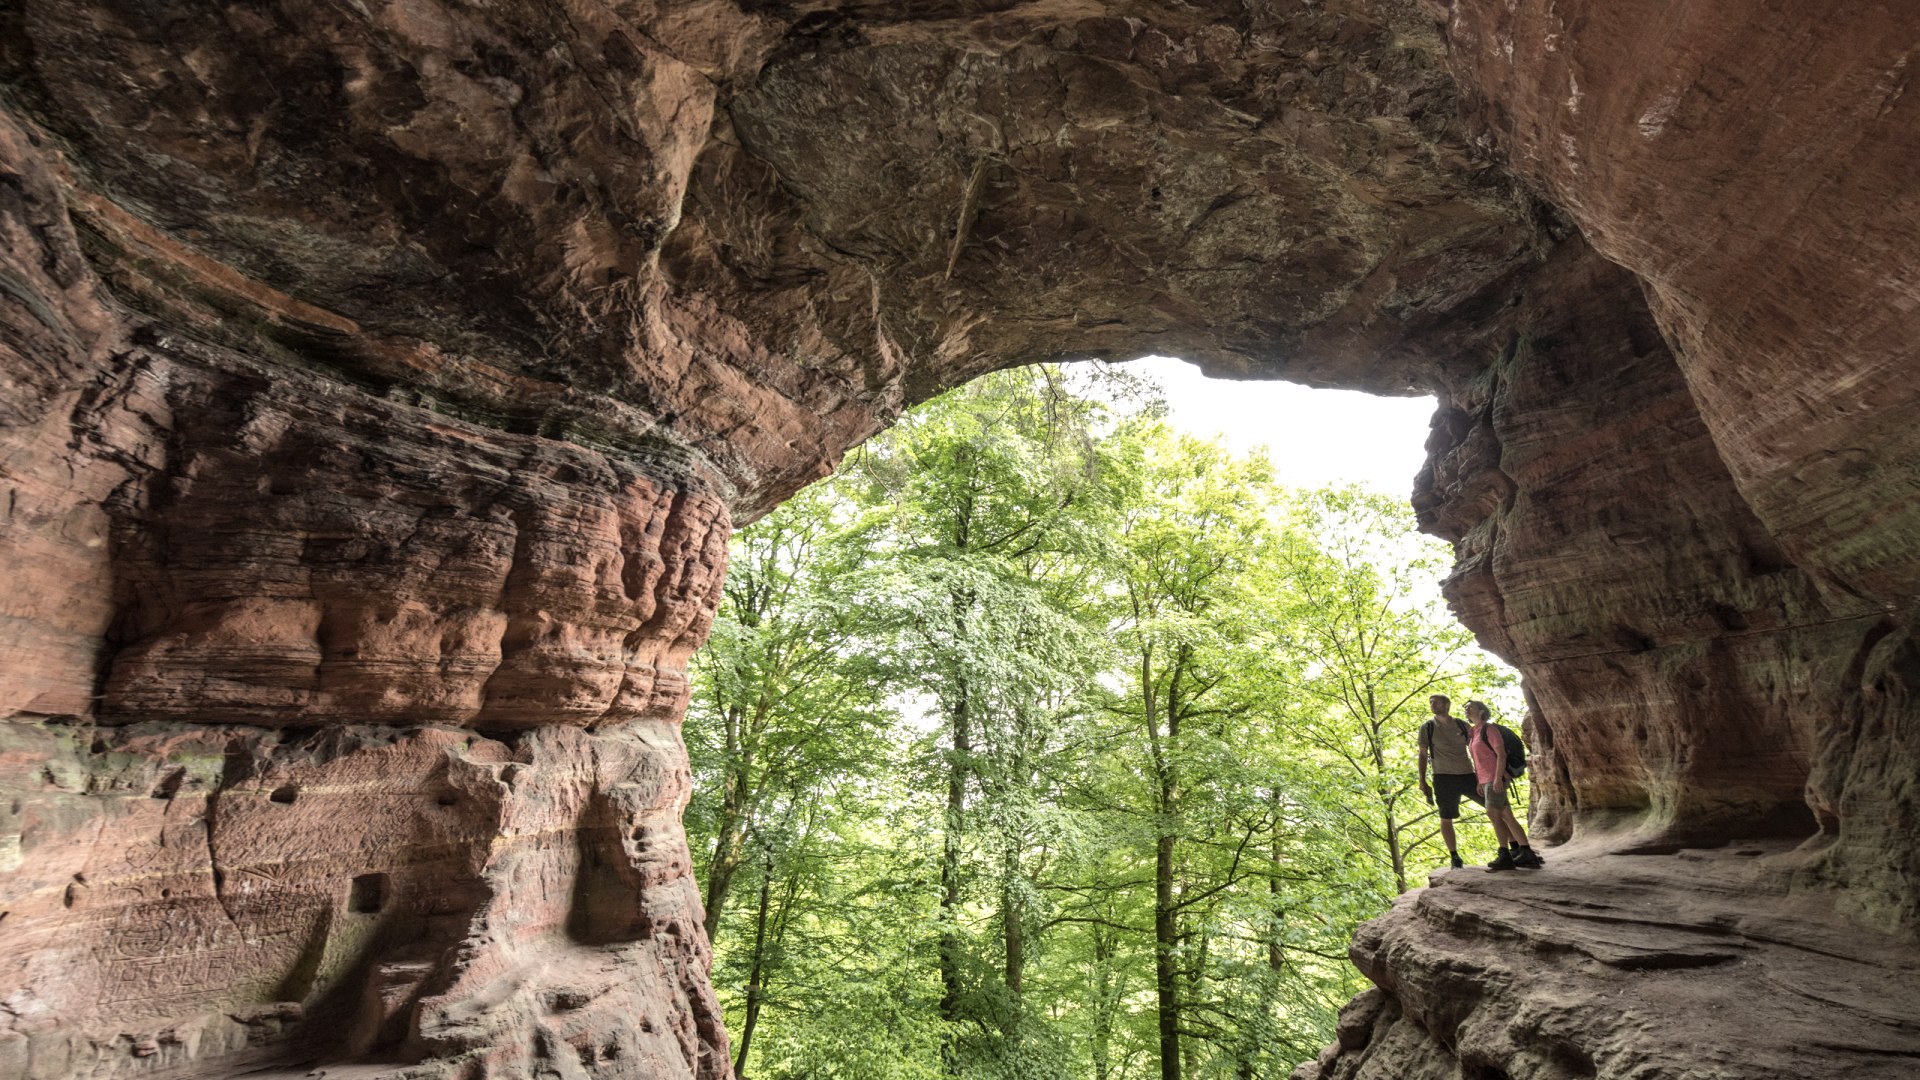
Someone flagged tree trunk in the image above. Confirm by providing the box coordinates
[1155,829,1179,1080]
[1233,789,1288,1080]
[702,801,745,942]
[1002,833,1023,998]
[732,848,776,1078]
[1269,788,1286,975]
[1386,808,1408,894]
[1091,922,1115,1080]
[702,706,753,944]
[1181,929,1209,1079]
[939,671,971,1042]
[1368,709,1409,894]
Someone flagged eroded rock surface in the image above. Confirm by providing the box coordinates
[1,722,721,1078]
[1295,842,1920,1080]
[0,0,1916,1077]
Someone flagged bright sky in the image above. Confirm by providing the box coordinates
[1115,356,1526,705]
[1120,355,1436,497]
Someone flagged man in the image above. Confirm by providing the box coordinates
[1416,694,1482,870]
[1465,700,1543,870]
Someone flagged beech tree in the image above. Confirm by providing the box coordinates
[845,366,1127,1074]
[685,479,892,947]
[1090,428,1280,1080]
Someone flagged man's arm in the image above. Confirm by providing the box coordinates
[1490,728,1508,791]
[1417,729,1433,803]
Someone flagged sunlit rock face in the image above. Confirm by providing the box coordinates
[0,0,1914,1077]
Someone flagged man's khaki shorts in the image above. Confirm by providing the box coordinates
[1480,781,1511,811]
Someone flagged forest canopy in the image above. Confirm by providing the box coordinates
[683,365,1521,1080]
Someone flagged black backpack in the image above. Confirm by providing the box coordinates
[1491,722,1527,778]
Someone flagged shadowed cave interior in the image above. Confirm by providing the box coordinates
[0,1,1917,1078]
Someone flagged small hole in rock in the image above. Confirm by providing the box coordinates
[436,792,458,807]
[161,889,172,899]
[90,738,108,754]
[349,872,390,914]
[269,785,298,805]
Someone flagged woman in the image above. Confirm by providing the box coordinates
[1466,700,1544,870]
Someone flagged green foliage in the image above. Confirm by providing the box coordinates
[684,365,1525,1080]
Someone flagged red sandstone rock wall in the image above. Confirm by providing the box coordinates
[1437,0,1920,936]
[1,1,1917,1078]
[1301,2,1920,1074]
[1415,241,1853,850]
[0,106,731,1076]
[2,723,726,1077]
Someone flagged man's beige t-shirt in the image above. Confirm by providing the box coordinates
[1424,716,1474,775]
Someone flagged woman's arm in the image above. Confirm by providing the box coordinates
[1490,727,1508,790]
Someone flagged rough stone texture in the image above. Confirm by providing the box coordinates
[0,97,730,1077]
[0,0,1917,1077]
[1438,0,1920,939]
[1293,841,1920,1080]
[1330,2,1920,1073]
[0,721,721,1079]
[1414,242,1857,849]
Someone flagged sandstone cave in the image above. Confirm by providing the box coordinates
[0,2,1916,1078]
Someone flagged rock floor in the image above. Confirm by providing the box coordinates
[1300,839,1920,1079]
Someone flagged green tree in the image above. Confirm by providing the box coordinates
[845,366,1128,1073]
[1080,426,1283,1080]
[1265,487,1514,897]
[686,480,891,946]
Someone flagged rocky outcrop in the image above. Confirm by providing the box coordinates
[1,1,1916,1078]
[1414,240,1852,853]
[1437,0,1920,938]
[1296,841,1920,1080]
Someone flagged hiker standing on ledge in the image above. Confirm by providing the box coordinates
[1467,700,1543,870]
[1417,694,1482,870]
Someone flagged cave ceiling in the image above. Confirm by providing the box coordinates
[2,0,1559,515]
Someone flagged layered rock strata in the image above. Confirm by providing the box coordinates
[0,105,733,1077]
[1438,0,1920,937]
[0,1,1915,1078]
[1296,841,1920,1080]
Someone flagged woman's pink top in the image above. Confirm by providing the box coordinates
[1468,723,1501,785]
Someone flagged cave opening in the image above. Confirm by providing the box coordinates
[681,356,1530,1078]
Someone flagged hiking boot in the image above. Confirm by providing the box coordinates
[1514,847,1544,869]
[1449,852,1464,870]
[1487,848,1517,871]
